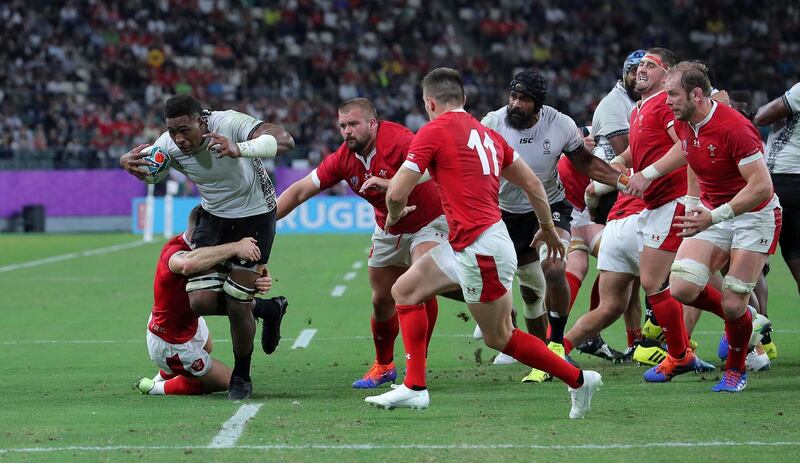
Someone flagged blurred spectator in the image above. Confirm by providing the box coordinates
[0,0,796,170]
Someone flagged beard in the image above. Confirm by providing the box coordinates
[624,81,640,101]
[505,107,536,130]
[345,136,367,153]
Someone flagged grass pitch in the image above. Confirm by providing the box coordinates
[0,233,798,462]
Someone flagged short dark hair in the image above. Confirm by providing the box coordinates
[164,94,204,119]
[729,90,754,108]
[646,47,678,68]
[421,67,465,105]
[668,61,712,96]
[185,205,203,240]
[338,98,378,119]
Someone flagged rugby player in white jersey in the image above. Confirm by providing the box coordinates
[120,94,295,400]
[480,71,628,382]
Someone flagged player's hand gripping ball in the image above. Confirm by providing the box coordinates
[139,146,171,184]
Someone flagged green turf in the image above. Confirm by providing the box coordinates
[0,233,798,462]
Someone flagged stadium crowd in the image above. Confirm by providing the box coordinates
[1,0,798,168]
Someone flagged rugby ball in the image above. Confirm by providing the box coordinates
[139,146,171,184]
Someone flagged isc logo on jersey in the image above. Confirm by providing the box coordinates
[139,146,172,184]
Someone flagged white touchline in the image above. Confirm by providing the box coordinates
[0,241,147,273]
[344,271,357,281]
[331,285,347,297]
[352,261,363,269]
[207,404,264,448]
[2,441,798,453]
[291,329,317,349]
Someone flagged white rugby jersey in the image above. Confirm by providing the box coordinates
[482,105,583,212]
[153,110,276,218]
[591,81,636,162]
[766,82,800,174]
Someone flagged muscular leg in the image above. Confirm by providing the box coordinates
[722,249,767,372]
[623,279,643,347]
[367,265,405,365]
[541,228,572,343]
[391,253,459,390]
[225,267,260,382]
[564,271,635,350]
[640,246,688,358]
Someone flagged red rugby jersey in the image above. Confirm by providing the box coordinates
[148,235,198,344]
[314,121,443,234]
[403,110,517,251]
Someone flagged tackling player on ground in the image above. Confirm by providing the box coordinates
[121,94,295,399]
[135,206,285,396]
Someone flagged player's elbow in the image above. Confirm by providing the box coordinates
[178,260,201,276]
[753,108,771,126]
[276,131,295,154]
[386,185,405,206]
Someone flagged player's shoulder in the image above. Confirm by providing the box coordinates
[207,109,259,128]
[542,105,578,130]
[481,106,507,130]
[161,235,190,260]
[377,120,414,143]
[596,84,634,115]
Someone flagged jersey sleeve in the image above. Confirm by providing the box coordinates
[657,101,676,130]
[219,110,263,142]
[594,99,631,138]
[311,149,345,190]
[560,115,585,154]
[404,125,439,173]
[727,121,765,165]
[783,82,800,115]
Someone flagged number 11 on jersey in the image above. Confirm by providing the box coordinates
[467,129,500,176]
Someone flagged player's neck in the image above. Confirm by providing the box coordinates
[689,99,714,126]
[432,105,464,119]
[640,86,664,101]
[356,139,376,158]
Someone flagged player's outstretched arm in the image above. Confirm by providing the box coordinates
[169,238,260,276]
[754,94,791,126]
[626,140,685,197]
[251,123,295,154]
[276,175,322,220]
[565,145,628,189]
[119,144,152,180]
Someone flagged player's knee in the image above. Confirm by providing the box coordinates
[568,237,590,255]
[722,275,756,295]
[482,329,512,351]
[371,290,395,316]
[670,259,710,293]
[223,264,262,304]
[187,268,228,315]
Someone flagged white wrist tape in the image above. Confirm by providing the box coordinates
[684,195,701,212]
[616,174,629,192]
[710,203,735,224]
[610,155,626,166]
[237,134,278,158]
[591,180,616,196]
[641,164,661,180]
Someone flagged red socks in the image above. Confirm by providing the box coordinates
[563,337,574,355]
[689,284,725,319]
[502,328,582,388]
[424,297,438,353]
[396,304,428,389]
[371,314,399,365]
[725,309,752,372]
[159,369,177,381]
[647,290,688,358]
[565,271,582,311]
[164,375,204,395]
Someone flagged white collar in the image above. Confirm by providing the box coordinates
[689,100,718,136]
[637,89,665,110]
